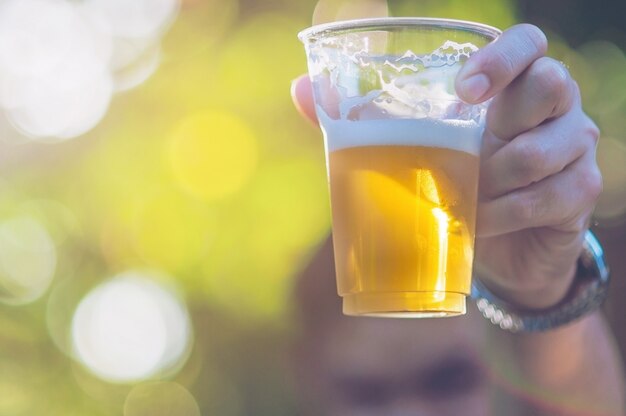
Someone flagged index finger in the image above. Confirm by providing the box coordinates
[455,24,548,104]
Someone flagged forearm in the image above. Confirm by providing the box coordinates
[490,311,625,415]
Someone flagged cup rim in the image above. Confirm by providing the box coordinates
[298,17,502,43]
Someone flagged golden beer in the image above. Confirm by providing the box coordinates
[329,144,479,317]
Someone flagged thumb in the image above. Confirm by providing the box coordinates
[290,75,318,125]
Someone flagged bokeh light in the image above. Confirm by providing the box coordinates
[113,43,161,92]
[0,0,178,141]
[124,382,201,416]
[595,137,626,224]
[16,199,81,247]
[132,187,215,273]
[215,13,307,110]
[170,110,258,201]
[0,0,112,140]
[201,158,329,317]
[82,0,180,40]
[7,72,113,140]
[0,0,94,79]
[0,0,625,414]
[578,41,626,116]
[0,215,56,305]
[47,276,90,358]
[71,271,192,383]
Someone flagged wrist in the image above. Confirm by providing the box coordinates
[478,263,577,311]
[472,230,610,333]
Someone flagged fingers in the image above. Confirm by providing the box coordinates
[479,110,595,198]
[290,75,318,125]
[486,57,578,141]
[456,24,548,104]
[460,23,600,238]
[476,151,602,237]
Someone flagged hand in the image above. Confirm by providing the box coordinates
[456,24,601,310]
[291,24,602,310]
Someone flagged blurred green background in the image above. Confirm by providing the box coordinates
[0,0,625,414]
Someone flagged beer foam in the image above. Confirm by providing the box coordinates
[319,108,483,155]
[309,39,487,155]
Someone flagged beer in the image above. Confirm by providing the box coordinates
[324,116,482,317]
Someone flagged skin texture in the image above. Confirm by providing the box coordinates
[292,24,625,415]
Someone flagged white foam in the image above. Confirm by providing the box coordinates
[318,108,484,155]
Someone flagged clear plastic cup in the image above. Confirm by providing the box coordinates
[299,18,501,317]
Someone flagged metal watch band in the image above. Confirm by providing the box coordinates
[471,230,610,333]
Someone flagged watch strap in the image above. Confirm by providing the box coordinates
[471,230,610,333]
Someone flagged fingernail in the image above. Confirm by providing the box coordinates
[291,75,308,97]
[290,77,300,96]
[457,73,490,102]
[291,74,308,86]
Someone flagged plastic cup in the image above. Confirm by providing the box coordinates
[299,18,501,317]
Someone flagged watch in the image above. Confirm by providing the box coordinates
[471,230,610,333]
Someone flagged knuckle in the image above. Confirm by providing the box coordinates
[511,141,546,184]
[571,217,588,233]
[584,116,600,145]
[485,25,548,83]
[580,166,603,202]
[482,49,517,80]
[529,58,572,112]
[511,192,543,223]
[515,24,548,55]
[571,79,582,101]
